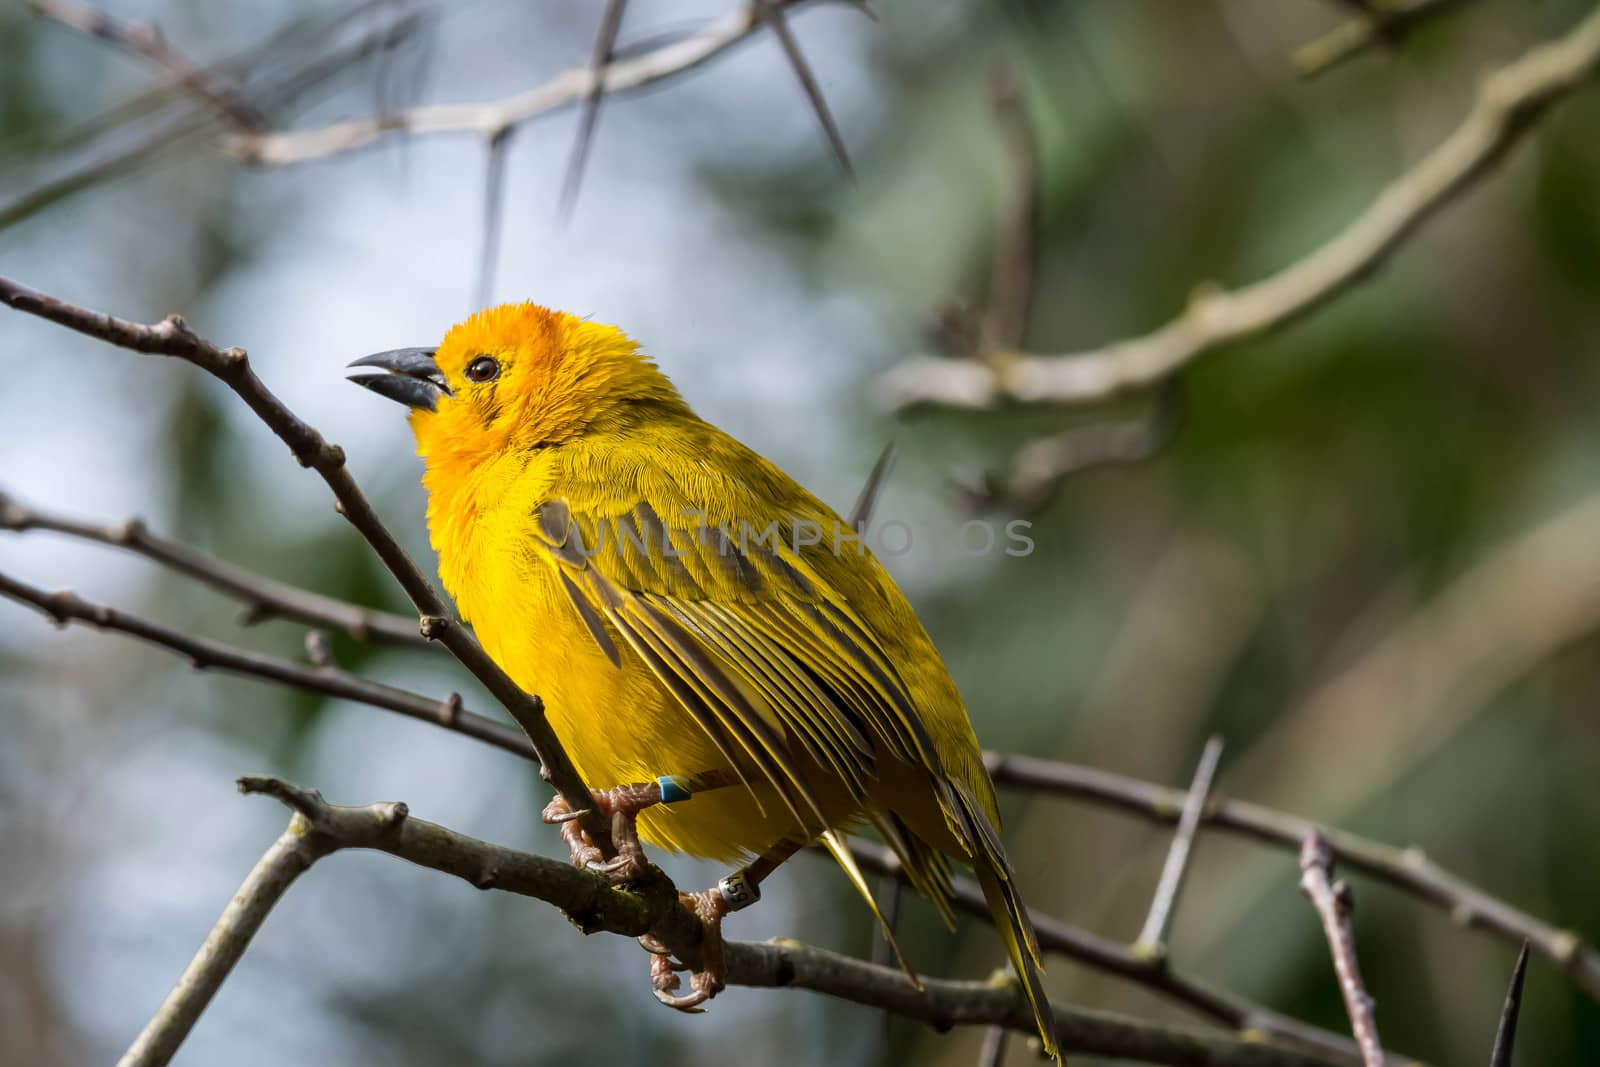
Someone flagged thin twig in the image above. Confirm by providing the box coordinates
[475,128,514,309]
[0,274,613,857]
[1488,942,1529,1067]
[958,384,1181,514]
[230,0,811,166]
[1299,832,1385,1067]
[1293,0,1470,79]
[757,0,853,178]
[558,0,629,220]
[875,6,1600,413]
[978,63,1038,358]
[1133,736,1225,962]
[122,777,1359,1067]
[0,491,428,647]
[0,570,528,759]
[25,0,265,131]
[977,1024,1008,1067]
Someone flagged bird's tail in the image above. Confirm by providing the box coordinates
[818,829,923,990]
[945,781,1060,1062]
[975,860,1059,1061]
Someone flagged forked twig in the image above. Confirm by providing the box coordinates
[1300,831,1385,1066]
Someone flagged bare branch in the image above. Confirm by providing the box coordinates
[115,801,339,1067]
[1293,0,1470,79]
[558,0,630,220]
[6,511,1584,1026]
[0,569,529,760]
[0,273,613,857]
[230,1,812,166]
[1488,942,1529,1067]
[978,63,1038,357]
[875,6,1600,413]
[757,0,854,178]
[25,0,264,131]
[1133,736,1225,962]
[983,752,1600,1002]
[0,491,428,647]
[5,509,1585,1025]
[123,777,1363,1067]
[7,490,1592,1025]
[1299,832,1385,1067]
[1,5,420,230]
[842,841,1383,1064]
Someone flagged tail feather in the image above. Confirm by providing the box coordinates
[948,781,1057,1059]
[818,829,924,991]
[866,810,958,929]
[976,862,1059,1061]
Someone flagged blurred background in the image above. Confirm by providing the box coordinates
[3,0,1599,1064]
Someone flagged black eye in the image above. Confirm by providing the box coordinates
[465,355,500,383]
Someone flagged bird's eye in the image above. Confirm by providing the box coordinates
[465,355,500,383]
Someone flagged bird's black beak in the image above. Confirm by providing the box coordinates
[347,348,450,411]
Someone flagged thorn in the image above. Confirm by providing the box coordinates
[757,0,854,180]
[1489,941,1530,1067]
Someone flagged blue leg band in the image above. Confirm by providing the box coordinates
[657,775,692,804]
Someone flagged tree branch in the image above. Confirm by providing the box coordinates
[983,752,1600,1001]
[0,569,529,759]
[0,273,614,857]
[0,490,428,647]
[227,0,812,166]
[121,777,1364,1067]
[25,0,265,131]
[4,521,1589,1017]
[0,564,1392,1062]
[874,5,1600,413]
[1299,832,1386,1067]
[842,840,1387,1065]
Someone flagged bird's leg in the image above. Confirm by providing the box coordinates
[541,770,742,885]
[643,840,802,1013]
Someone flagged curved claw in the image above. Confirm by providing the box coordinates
[653,985,712,1013]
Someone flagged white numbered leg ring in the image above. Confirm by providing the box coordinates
[718,871,760,911]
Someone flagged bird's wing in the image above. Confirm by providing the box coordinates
[530,493,924,835]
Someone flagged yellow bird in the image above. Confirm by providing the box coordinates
[350,302,1058,1057]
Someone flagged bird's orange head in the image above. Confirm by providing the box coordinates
[348,302,687,464]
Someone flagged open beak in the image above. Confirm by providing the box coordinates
[347,348,450,411]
